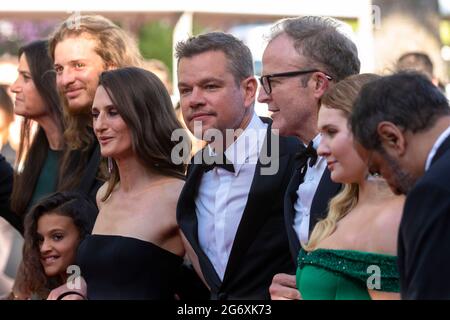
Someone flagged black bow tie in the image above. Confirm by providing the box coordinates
[203,154,235,173]
[295,141,318,169]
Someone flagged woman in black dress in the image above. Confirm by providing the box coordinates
[77,67,190,299]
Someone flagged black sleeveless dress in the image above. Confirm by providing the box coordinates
[77,234,183,300]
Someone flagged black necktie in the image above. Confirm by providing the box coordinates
[203,154,235,173]
[295,141,318,170]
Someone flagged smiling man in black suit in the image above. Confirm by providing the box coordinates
[351,72,450,299]
[175,32,300,300]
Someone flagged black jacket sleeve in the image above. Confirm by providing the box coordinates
[400,181,450,299]
[0,154,22,233]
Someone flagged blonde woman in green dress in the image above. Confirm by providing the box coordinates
[296,74,404,300]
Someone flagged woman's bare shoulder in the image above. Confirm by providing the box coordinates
[158,177,185,201]
[135,177,185,216]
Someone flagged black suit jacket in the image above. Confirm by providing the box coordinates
[0,154,18,230]
[65,140,104,205]
[398,135,450,299]
[284,158,341,263]
[177,119,300,299]
[78,142,104,205]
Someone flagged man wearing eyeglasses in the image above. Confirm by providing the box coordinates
[258,16,360,299]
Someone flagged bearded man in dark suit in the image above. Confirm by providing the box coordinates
[351,72,450,300]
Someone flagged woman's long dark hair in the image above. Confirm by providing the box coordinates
[98,67,190,200]
[10,40,64,220]
[21,191,96,299]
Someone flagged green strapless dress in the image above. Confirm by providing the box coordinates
[296,249,399,300]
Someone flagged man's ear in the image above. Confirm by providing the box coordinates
[312,73,331,99]
[241,76,257,109]
[377,121,407,156]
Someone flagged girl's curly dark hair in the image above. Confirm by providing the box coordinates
[20,191,97,298]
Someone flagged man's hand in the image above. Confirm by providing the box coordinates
[269,273,301,300]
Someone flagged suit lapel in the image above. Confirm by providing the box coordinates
[177,157,222,291]
[222,126,289,284]
[309,168,341,234]
[284,147,341,259]
[77,141,101,193]
[284,168,302,262]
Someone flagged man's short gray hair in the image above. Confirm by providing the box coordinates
[269,16,360,81]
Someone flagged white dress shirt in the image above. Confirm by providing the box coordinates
[293,134,327,246]
[195,113,268,280]
[425,125,450,171]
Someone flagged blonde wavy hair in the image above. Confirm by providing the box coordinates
[49,14,143,150]
[304,73,380,251]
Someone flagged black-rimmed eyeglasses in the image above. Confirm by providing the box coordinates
[259,69,333,95]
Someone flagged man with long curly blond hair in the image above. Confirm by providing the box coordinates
[49,14,143,198]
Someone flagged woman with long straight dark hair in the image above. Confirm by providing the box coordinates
[74,67,190,299]
[0,40,66,300]
[7,40,64,234]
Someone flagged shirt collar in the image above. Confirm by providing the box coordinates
[306,134,324,168]
[226,113,267,175]
[207,113,267,175]
[425,125,450,171]
[311,134,321,150]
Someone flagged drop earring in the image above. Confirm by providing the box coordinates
[108,157,113,174]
